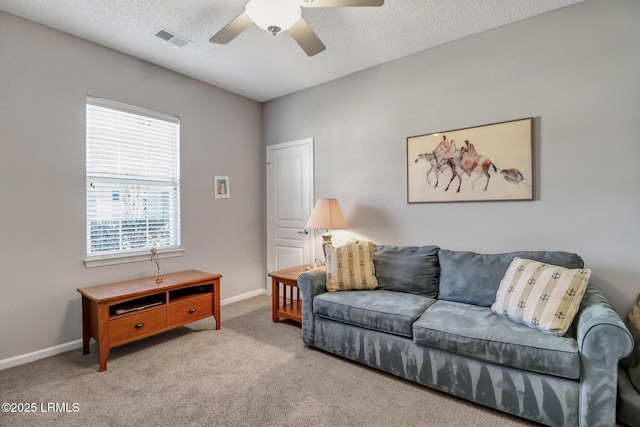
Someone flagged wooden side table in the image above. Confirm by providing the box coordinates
[269,265,313,324]
[78,270,221,371]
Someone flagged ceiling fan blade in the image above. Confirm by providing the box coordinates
[288,18,326,57]
[209,12,253,44]
[301,0,384,7]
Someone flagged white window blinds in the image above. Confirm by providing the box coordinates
[86,96,181,258]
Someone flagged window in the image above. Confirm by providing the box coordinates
[85,96,181,266]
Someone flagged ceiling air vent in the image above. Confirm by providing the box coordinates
[153,27,190,47]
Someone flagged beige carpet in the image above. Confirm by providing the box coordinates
[0,295,535,426]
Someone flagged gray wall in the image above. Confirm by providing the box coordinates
[0,12,263,361]
[1,0,638,364]
[263,0,640,316]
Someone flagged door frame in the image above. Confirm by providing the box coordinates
[266,138,315,292]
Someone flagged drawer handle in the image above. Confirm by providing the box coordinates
[188,308,197,314]
[134,323,145,329]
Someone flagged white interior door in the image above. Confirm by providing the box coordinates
[266,138,314,285]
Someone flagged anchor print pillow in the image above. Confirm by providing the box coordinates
[491,257,590,336]
[326,241,378,292]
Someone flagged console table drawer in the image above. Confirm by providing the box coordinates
[168,294,213,326]
[109,308,167,345]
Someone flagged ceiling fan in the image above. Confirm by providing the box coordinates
[209,0,384,57]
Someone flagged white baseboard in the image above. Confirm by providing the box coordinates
[0,339,84,371]
[0,288,267,371]
[221,288,266,306]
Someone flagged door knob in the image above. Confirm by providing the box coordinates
[298,229,309,235]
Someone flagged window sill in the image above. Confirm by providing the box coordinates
[84,248,185,268]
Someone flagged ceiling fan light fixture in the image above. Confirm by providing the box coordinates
[245,0,302,35]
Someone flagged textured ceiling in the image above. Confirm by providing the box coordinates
[0,0,585,102]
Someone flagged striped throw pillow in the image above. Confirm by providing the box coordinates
[491,257,590,336]
[326,241,378,292]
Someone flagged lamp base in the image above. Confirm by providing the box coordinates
[321,232,333,264]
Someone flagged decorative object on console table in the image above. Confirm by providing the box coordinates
[77,270,221,372]
[150,247,163,284]
[305,198,348,263]
[269,265,313,324]
[407,117,533,203]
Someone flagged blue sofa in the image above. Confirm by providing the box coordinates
[298,245,634,427]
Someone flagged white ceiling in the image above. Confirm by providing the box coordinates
[0,0,585,102]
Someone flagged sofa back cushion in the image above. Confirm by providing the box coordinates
[438,249,584,306]
[373,245,440,297]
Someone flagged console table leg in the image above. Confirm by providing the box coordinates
[271,277,279,322]
[97,304,110,372]
[98,346,109,372]
[213,281,221,330]
[81,296,91,355]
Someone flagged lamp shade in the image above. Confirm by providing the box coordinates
[306,199,348,230]
[245,0,302,34]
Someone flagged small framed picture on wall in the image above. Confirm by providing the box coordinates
[214,176,230,199]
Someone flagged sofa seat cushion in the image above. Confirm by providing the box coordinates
[314,290,436,338]
[412,300,580,379]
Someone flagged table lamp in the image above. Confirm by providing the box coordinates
[306,198,348,262]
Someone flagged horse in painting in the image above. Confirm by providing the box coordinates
[414,135,457,188]
[444,140,497,193]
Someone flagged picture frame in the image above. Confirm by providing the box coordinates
[214,175,230,199]
[407,118,533,203]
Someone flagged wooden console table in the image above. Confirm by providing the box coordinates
[269,265,312,324]
[77,270,221,372]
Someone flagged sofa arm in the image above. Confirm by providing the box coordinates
[575,288,633,427]
[297,266,327,346]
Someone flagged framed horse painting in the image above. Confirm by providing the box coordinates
[407,118,533,203]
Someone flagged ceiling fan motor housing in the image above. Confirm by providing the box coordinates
[245,0,301,35]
